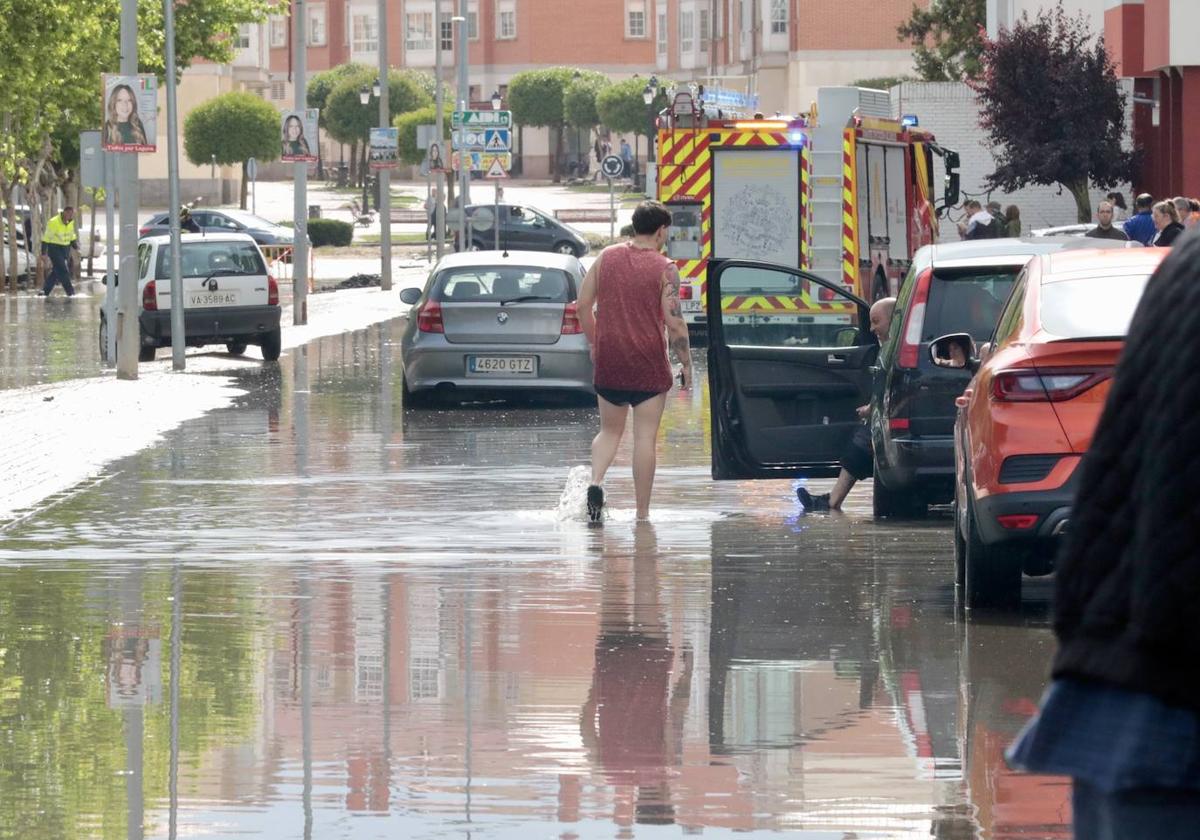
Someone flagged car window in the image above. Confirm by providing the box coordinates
[924,268,1018,343]
[158,241,266,278]
[207,213,242,231]
[715,264,864,348]
[433,267,572,303]
[1040,273,1152,339]
[991,271,1027,348]
[510,208,544,228]
[880,261,921,367]
[138,243,153,280]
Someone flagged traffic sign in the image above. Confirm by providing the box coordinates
[245,157,258,180]
[452,129,487,150]
[452,109,512,129]
[471,207,495,231]
[485,157,508,179]
[484,129,511,151]
[452,151,512,173]
[601,154,624,179]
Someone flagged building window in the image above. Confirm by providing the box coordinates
[440,18,453,50]
[269,15,287,48]
[680,9,694,53]
[497,1,516,39]
[656,9,667,54]
[713,0,723,37]
[770,0,787,35]
[406,11,433,50]
[699,8,709,45]
[236,23,252,49]
[308,3,326,46]
[626,0,646,38]
[468,8,478,39]
[352,13,378,52]
[270,80,286,101]
[344,3,350,44]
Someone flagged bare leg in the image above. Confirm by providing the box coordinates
[630,393,668,519]
[591,396,629,485]
[828,469,857,510]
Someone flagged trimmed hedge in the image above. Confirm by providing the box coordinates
[307,218,354,248]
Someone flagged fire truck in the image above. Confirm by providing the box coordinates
[655,86,960,337]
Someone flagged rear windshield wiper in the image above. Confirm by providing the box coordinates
[499,295,556,305]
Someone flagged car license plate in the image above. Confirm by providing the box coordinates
[467,355,537,376]
[682,299,702,313]
[188,291,240,307]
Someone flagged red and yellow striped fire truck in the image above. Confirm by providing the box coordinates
[655,86,960,336]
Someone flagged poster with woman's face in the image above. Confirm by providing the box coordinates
[101,74,157,153]
[281,109,319,162]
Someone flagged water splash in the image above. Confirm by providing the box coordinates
[556,465,601,523]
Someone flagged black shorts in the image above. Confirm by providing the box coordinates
[841,424,874,480]
[595,386,663,407]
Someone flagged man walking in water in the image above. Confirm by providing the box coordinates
[577,201,692,523]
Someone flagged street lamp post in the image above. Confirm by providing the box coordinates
[490,90,502,251]
[359,85,372,212]
[642,77,657,195]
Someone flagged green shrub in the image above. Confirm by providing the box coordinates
[307,218,354,247]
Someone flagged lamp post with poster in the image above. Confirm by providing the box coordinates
[641,78,656,193]
[358,83,378,212]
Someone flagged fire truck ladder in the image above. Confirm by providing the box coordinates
[807,120,848,291]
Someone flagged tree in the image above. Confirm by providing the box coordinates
[897,0,986,81]
[183,92,280,209]
[972,9,1136,223]
[323,69,432,186]
[508,68,602,182]
[596,77,670,136]
[394,106,450,166]
[564,75,608,132]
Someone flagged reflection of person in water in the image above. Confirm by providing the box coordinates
[580,522,692,828]
[104,83,149,147]
[282,114,311,158]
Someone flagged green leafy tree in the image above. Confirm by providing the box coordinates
[324,69,432,186]
[508,67,601,182]
[972,8,1136,223]
[183,92,280,209]
[394,105,450,166]
[897,0,986,81]
[564,74,609,131]
[596,77,670,137]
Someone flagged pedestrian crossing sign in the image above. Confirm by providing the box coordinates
[484,129,511,152]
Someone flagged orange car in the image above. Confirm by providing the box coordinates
[934,248,1167,608]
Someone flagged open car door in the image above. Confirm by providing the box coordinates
[707,259,875,480]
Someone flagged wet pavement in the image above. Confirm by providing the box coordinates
[0,318,1070,839]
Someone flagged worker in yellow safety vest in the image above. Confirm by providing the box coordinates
[41,206,79,297]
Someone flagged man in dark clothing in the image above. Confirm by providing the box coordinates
[1085,201,1129,241]
[957,200,997,240]
[1007,227,1200,838]
[1122,192,1156,245]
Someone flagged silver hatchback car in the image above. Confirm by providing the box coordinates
[398,251,593,406]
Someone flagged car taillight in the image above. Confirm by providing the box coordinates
[416,300,444,333]
[889,418,910,431]
[142,280,157,311]
[897,268,932,369]
[679,284,693,301]
[561,301,583,335]
[267,275,279,306]
[997,514,1039,530]
[138,226,150,236]
[990,368,1110,402]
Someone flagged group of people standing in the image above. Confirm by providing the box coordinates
[1091,191,1197,246]
[956,199,1023,240]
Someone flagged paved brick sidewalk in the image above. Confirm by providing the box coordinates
[0,283,415,527]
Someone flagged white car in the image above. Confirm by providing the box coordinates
[1029,224,1094,238]
[100,233,282,363]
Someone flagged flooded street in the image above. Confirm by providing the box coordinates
[0,318,1069,839]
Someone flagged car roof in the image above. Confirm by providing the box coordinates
[1039,247,1167,283]
[433,249,581,273]
[142,232,259,246]
[916,236,1132,264]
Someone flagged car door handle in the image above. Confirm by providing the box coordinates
[827,354,847,364]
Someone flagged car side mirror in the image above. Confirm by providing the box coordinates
[833,326,860,347]
[399,287,422,305]
[929,332,979,372]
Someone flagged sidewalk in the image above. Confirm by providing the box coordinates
[0,280,418,527]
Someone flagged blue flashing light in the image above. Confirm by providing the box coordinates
[900,114,919,128]
[788,131,806,145]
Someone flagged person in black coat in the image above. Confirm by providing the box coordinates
[1152,200,1185,246]
[1007,227,1200,838]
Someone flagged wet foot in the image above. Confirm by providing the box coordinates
[796,487,831,513]
[586,484,604,524]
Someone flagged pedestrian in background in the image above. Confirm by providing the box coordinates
[1106,191,1129,222]
[180,207,200,233]
[41,206,78,297]
[797,297,896,512]
[620,138,633,178]
[1085,201,1129,241]
[987,201,1006,237]
[1008,227,1200,840]
[957,200,996,240]
[1152,200,1185,246]
[1123,193,1157,245]
[1004,205,1022,238]
[577,201,692,523]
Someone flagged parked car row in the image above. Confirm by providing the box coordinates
[703,233,1155,609]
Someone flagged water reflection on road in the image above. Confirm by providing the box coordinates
[0,319,1069,838]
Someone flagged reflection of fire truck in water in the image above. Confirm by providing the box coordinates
[655,86,961,338]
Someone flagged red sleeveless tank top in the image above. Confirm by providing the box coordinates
[592,242,673,393]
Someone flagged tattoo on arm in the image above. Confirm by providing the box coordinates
[663,265,683,321]
[670,333,690,367]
